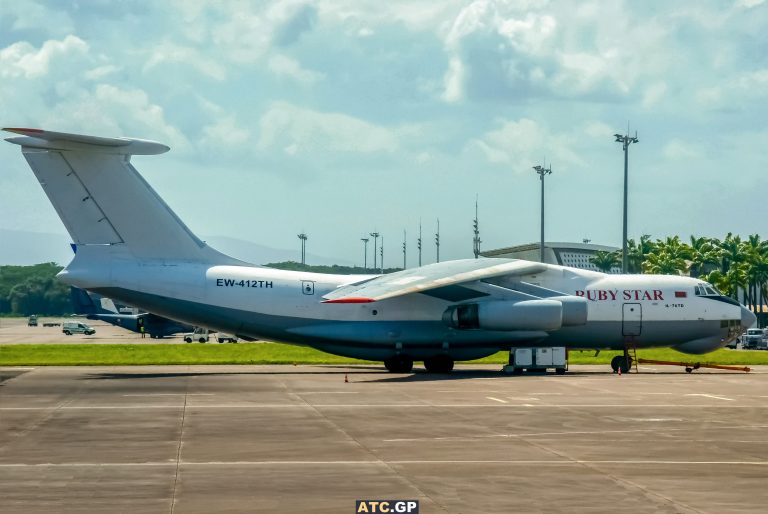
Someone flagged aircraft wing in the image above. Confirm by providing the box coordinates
[322,258,546,303]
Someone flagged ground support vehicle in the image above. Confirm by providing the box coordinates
[62,321,95,335]
[503,347,567,375]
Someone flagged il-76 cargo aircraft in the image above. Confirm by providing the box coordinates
[4,128,755,373]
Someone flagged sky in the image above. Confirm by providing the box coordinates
[1,0,768,267]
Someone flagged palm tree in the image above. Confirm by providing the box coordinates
[688,236,720,278]
[590,251,620,273]
[627,234,654,274]
[642,236,691,275]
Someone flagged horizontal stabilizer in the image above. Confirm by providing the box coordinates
[4,128,169,155]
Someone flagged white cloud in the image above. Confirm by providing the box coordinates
[268,54,324,85]
[441,57,465,102]
[663,139,699,161]
[467,118,586,169]
[84,65,120,81]
[257,102,398,155]
[3,1,75,37]
[0,35,88,79]
[142,42,227,81]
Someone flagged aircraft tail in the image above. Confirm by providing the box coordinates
[4,128,243,264]
[70,286,99,315]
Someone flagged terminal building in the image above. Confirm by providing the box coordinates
[481,242,622,273]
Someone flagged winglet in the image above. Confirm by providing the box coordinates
[321,297,375,304]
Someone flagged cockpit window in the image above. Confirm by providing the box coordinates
[695,283,720,297]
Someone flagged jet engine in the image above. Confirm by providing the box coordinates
[442,297,587,332]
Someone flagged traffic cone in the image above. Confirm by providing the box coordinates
[344,373,348,383]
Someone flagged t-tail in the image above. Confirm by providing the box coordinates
[4,128,245,289]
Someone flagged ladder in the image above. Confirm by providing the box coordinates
[624,337,639,373]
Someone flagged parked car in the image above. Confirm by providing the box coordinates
[62,321,96,335]
[742,328,766,350]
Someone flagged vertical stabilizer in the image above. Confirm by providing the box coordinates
[5,128,242,265]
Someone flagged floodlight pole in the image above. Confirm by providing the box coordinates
[370,232,379,270]
[473,196,481,259]
[533,164,552,263]
[417,221,422,267]
[297,233,308,265]
[380,236,384,273]
[614,131,639,273]
[402,229,407,269]
[361,238,369,270]
[435,219,440,263]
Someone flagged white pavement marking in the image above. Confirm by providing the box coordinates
[485,396,507,403]
[296,391,360,394]
[122,394,214,397]
[382,424,768,442]
[685,394,735,401]
[1,459,767,468]
[2,403,767,411]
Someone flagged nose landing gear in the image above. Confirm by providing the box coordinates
[610,355,633,374]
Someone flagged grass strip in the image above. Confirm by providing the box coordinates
[1,343,767,367]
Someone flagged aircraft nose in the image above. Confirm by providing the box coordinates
[741,306,757,329]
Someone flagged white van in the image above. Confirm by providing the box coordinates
[184,327,210,343]
[62,321,95,335]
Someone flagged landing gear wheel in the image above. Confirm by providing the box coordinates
[611,355,632,373]
[384,355,414,373]
[555,367,566,375]
[424,355,455,373]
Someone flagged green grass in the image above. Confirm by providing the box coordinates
[1,343,768,367]
[0,343,377,366]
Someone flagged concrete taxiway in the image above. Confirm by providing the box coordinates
[1,365,767,513]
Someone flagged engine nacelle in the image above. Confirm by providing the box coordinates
[549,296,588,327]
[443,300,563,331]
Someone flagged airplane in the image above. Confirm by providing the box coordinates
[4,128,755,374]
[70,286,193,338]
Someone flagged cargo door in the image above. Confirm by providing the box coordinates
[622,303,642,336]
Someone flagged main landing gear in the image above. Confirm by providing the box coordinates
[423,354,455,373]
[384,354,414,373]
[383,354,456,373]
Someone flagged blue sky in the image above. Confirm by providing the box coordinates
[1,0,768,267]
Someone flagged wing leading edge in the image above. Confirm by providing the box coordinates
[322,258,547,303]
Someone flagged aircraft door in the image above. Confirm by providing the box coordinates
[622,303,642,336]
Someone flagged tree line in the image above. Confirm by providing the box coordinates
[0,263,71,316]
[590,234,768,318]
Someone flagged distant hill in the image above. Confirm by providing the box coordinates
[0,229,350,266]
